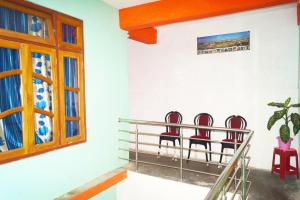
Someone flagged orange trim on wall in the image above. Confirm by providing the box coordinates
[70,170,127,200]
[128,27,157,44]
[298,3,300,25]
[120,0,297,31]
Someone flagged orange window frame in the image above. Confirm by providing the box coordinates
[59,51,86,145]
[27,45,60,153]
[0,0,56,46]
[57,15,83,51]
[0,39,30,162]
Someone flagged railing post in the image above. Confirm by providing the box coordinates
[180,128,183,181]
[241,150,246,200]
[135,124,139,171]
[234,134,237,189]
[222,186,227,200]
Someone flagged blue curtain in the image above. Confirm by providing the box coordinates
[65,91,78,117]
[0,48,23,150]
[66,121,79,138]
[64,57,79,137]
[62,24,76,44]
[64,57,78,88]
[0,6,28,34]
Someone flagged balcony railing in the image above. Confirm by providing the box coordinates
[118,118,253,200]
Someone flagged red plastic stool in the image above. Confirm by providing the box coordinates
[271,147,299,181]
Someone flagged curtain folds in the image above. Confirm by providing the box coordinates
[62,24,76,44]
[64,57,79,137]
[0,48,23,151]
[66,121,79,138]
[64,57,78,88]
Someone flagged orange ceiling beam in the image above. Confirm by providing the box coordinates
[120,0,297,30]
[119,0,297,44]
[128,27,157,44]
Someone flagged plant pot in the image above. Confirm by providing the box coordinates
[277,136,292,150]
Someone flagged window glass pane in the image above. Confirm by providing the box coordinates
[0,75,22,113]
[33,78,52,112]
[32,52,51,79]
[0,112,23,152]
[28,15,48,38]
[64,57,78,88]
[0,48,20,72]
[66,121,79,138]
[64,91,78,117]
[62,23,76,44]
[34,113,52,144]
[0,6,48,38]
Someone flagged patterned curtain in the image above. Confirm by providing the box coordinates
[28,15,48,38]
[0,6,48,38]
[32,53,53,144]
[0,48,23,151]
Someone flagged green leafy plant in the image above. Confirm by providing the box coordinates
[267,97,300,143]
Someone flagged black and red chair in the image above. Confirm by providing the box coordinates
[187,113,214,162]
[219,115,247,163]
[158,111,182,156]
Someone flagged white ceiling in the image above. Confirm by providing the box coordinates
[102,0,158,9]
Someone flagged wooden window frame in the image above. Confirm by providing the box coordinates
[57,15,84,51]
[0,39,29,161]
[0,0,56,46]
[0,0,86,164]
[27,45,60,152]
[59,51,86,145]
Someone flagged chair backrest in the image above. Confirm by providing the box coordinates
[165,111,182,135]
[225,115,247,142]
[194,113,214,138]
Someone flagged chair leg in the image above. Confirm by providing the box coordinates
[208,142,212,161]
[158,137,162,155]
[204,143,208,162]
[172,140,176,147]
[187,141,192,160]
[219,145,224,163]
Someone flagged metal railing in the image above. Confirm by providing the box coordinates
[118,118,253,200]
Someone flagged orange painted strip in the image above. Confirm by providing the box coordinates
[120,0,297,31]
[128,27,157,44]
[70,170,127,200]
[298,3,300,25]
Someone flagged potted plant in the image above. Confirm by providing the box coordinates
[267,97,300,150]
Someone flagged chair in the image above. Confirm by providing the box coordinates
[219,115,247,163]
[187,113,214,162]
[158,111,182,156]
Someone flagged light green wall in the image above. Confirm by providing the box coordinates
[0,0,128,199]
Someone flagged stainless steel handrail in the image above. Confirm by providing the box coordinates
[119,118,253,200]
[119,118,251,134]
[204,131,254,200]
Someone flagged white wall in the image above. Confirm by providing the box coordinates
[128,4,299,170]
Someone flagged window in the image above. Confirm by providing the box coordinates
[0,1,55,45]
[57,15,83,50]
[0,0,86,163]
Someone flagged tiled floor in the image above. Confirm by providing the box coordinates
[127,152,300,200]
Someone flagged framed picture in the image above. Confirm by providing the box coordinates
[197,31,250,55]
